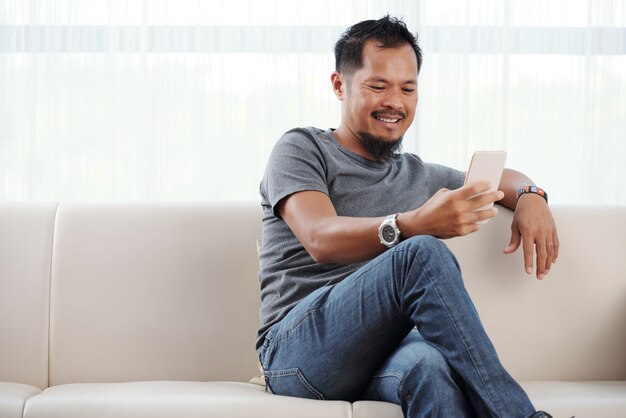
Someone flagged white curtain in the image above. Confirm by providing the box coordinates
[1,0,625,204]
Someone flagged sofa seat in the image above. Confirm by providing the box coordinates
[22,381,352,418]
[521,381,626,418]
[18,380,626,418]
[0,382,42,418]
[344,381,626,418]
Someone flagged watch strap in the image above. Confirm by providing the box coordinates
[517,186,548,203]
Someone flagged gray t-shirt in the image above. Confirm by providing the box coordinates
[256,127,464,350]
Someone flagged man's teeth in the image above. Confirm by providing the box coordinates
[375,116,400,123]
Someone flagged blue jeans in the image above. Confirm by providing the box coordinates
[257,236,536,418]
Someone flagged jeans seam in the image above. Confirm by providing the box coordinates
[296,370,325,400]
[262,324,297,372]
[266,368,325,400]
[412,245,503,418]
[263,306,326,395]
[276,371,287,396]
[268,307,323,350]
[397,374,412,406]
[372,371,403,379]
[372,371,410,404]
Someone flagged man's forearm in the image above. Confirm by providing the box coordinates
[301,215,387,264]
[280,185,504,266]
[498,168,537,210]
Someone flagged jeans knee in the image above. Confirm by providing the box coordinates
[401,347,472,416]
[395,334,453,381]
[398,345,453,396]
[419,347,451,375]
[401,236,456,263]
[390,235,462,293]
[403,235,443,250]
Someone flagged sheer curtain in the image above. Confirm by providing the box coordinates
[1,0,624,204]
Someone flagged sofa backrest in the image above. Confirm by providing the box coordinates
[47,202,262,385]
[446,205,626,381]
[1,203,624,387]
[0,202,58,389]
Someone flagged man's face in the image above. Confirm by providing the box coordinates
[341,40,418,146]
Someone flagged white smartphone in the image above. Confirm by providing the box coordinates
[464,151,507,224]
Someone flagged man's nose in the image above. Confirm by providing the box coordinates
[380,89,404,110]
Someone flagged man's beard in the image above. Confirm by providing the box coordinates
[358,131,403,162]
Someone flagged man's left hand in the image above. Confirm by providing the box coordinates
[503,194,559,280]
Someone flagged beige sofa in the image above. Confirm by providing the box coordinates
[1,202,625,418]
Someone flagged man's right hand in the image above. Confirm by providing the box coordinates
[398,181,504,239]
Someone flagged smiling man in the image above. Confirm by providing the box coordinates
[256,16,558,418]
[332,37,416,163]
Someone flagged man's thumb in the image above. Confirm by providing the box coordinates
[503,229,521,254]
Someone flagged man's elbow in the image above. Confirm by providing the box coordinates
[308,249,333,264]
[304,233,334,264]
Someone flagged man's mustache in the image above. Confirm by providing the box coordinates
[372,110,406,119]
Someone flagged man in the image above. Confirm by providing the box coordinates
[256,15,559,418]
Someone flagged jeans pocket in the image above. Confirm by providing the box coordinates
[265,368,325,400]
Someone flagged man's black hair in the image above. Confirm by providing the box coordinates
[334,15,423,76]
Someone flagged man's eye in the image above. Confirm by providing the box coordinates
[403,88,415,93]
[369,86,384,91]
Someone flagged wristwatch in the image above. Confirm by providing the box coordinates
[378,214,401,248]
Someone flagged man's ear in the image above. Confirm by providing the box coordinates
[331,71,345,100]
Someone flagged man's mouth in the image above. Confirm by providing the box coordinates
[372,112,405,124]
[375,116,401,123]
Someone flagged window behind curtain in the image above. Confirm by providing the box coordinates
[1,0,625,204]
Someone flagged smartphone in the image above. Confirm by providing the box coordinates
[464,151,507,224]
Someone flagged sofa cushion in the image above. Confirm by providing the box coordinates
[522,381,626,418]
[352,400,403,418]
[351,381,626,418]
[0,202,58,389]
[445,206,626,381]
[0,382,42,418]
[23,381,352,418]
[48,203,263,385]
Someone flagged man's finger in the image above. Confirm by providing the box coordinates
[458,181,491,199]
[469,191,504,209]
[503,227,521,254]
[544,239,555,274]
[535,239,548,279]
[472,207,498,223]
[522,234,534,276]
[553,229,560,262]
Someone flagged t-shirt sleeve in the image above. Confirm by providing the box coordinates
[261,129,329,217]
[425,163,465,194]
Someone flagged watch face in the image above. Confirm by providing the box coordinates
[382,225,396,243]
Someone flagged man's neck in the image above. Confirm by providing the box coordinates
[332,125,375,161]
